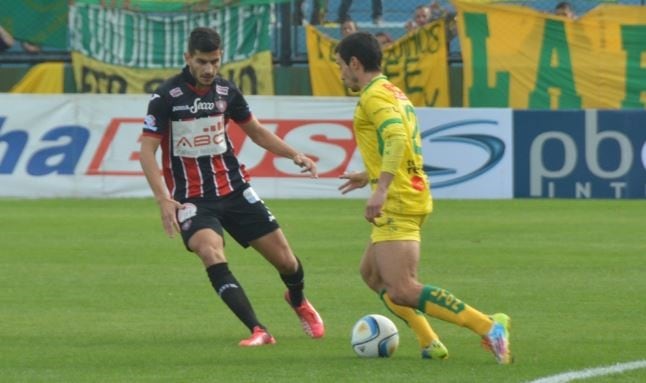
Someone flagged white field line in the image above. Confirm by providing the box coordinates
[526,360,646,383]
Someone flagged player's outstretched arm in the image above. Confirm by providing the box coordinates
[239,117,318,178]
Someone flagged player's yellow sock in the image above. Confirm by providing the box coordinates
[380,291,438,348]
[418,285,493,336]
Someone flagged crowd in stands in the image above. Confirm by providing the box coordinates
[301,1,460,55]
[296,0,579,58]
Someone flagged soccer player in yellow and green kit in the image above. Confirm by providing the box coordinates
[334,32,512,364]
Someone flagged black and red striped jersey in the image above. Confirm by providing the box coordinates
[142,66,252,201]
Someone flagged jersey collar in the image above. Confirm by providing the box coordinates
[361,74,387,94]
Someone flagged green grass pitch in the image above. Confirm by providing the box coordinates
[1,198,645,382]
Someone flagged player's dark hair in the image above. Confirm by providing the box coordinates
[335,31,382,72]
[188,27,221,54]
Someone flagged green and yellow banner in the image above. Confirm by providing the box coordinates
[306,22,450,107]
[69,2,274,95]
[455,1,646,109]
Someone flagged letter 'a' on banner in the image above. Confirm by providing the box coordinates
[305,23,450,107]
[454,0,646,109]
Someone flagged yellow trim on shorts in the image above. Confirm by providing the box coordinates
[370,211,427,243]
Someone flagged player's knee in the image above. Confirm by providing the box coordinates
[192,243,225,264]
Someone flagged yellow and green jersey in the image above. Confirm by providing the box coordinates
[353,75,432,215]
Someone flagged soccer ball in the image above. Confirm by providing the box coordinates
[351,314,399,358]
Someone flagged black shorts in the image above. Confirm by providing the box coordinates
[176,185,280,250]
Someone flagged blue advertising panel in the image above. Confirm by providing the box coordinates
[514,110,646,199]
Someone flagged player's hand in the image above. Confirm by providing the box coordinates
[365,189,386,224]
[292,153,318,178]
[158,197,183,238]
[338,171,369,194]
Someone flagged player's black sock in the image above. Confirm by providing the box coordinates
[280,257,304,307]
[206,263,262,331]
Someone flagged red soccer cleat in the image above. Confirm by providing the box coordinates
[238,326,276,347]
[284,291,325,338]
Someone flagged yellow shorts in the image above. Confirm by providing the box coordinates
[370,211,428,243]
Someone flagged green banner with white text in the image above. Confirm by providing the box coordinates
[69,3,274,95]
[455,1,646,109]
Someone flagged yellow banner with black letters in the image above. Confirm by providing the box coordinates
[72,51,274,95]
[306,22,450,107]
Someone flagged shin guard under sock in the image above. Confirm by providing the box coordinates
[207,263,262,331]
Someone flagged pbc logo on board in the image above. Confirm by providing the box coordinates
[514,110,646,199]
[86,118,357,177]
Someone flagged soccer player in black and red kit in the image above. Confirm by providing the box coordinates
[139,27,324,346]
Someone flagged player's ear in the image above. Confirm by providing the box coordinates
[183,51,191,64]
[350,56,360,70]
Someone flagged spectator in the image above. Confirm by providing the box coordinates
[405,5,432,32]
[0,24,15,52]
[374,31,393,49]
[428,1,448,21]
[445,14,462,55]
[554,1,576,19]
[295,0,328,25]
[338,0,383,25]
[340,18,358,38]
